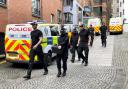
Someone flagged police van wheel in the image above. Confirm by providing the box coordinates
[120,31,123,34]
[47,52,52,66]
[110,32,113,35]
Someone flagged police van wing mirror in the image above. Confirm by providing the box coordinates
[54,44,57,46]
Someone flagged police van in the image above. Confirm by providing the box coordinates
[109,17,123,34]
[5,24,60,65]
[87,18,101,35]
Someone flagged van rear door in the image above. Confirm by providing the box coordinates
[5,24,32,62]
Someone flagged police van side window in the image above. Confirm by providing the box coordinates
[50,26,59,36]
[9,34,18,38]
[21,34,30,38]
[38,26,51,37]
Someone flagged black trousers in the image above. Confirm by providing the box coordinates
[71,46,80,60]
[27,46,48,76]
[56,54,68,72]
[78,46,89,63]
[101,36,107,47]
[90,35,94,46]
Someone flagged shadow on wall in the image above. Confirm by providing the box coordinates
[0,32,5,59]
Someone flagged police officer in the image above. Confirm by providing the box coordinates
[100,23,107,47]
[88,25,94,46]
[56,26,69,77]
[77,24,90,66]
[23,22,48,79]
[70,28,80,63]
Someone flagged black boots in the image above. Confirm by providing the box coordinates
[62,71,66,77]
[78,58,81,61]
[23,71,48,79]
[43,70,48,75]
[82,60,84,64]
[84,61,88,66]
[71,59,75,63]
[23,75,31,79]
[57,71,66,77]
[57,71,61,77]
[84,62,88,66]
[82,60,88,66]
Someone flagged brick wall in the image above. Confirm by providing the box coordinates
[77,0,91,7]
[0,0,63,32]
[42,0,63,23]
[0,7,8,32]
[8,0,33,24]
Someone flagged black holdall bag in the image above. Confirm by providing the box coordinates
[52,45,63,54]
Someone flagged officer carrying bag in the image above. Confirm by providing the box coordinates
[52,46,63,54]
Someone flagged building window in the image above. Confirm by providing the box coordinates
[57,10,62,24]
[0,0,6,6]
[117,8,119,12]
[93,7,102,16]
[117,0,119,3]
[94,0,102,3]
[120,2,122,7]
[111,9,113,13]
[32,0,41,17]
[64,0,73,6]
[120,12,122,17]
[123,0,124,3]
[123,9,124,15]
[64,13,73,24]
[51,14,55,23]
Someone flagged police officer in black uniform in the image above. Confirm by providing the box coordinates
[56,26,69,77]
[100,23,107,47]
[88,25,94,46]
[23,22,48,79]
[70,28,80,63]
[77,24,90,66]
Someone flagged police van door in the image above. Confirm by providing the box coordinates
[38,25,52,54]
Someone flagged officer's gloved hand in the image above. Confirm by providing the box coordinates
[58,46,62,49]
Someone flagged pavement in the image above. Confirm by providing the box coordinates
[0,33,128,89]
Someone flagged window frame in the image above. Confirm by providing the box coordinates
[123,9,124,15]
[57,10,62,24]
[64,13,73,24]
[120,2,122,7]
[117,8,119,12]
[32,0,41,17]
[94,0,102,3]
[64,0,73,6]
[120,12,122,17]
[51,14,55,24]
[0,0,7,7]
[117,0,119,3]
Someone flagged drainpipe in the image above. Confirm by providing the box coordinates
[61,0,64,25]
